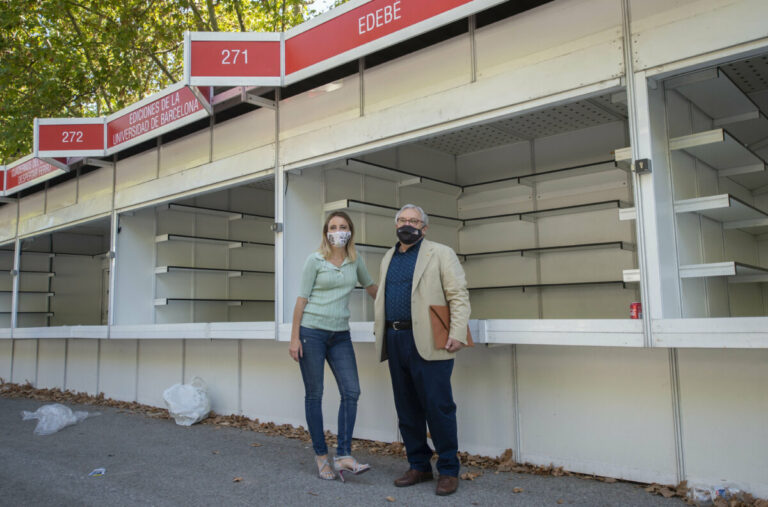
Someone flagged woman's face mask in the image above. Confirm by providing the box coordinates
[327,230,351,247]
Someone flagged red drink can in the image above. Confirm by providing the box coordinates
[630,302,642,319]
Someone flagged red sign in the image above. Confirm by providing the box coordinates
[35,120,105,157]
[285,0,472,75]
[189,38,281,85]
[4,156,68,195]
[106,84,209,152]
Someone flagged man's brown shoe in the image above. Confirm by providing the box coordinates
[436,475,459,496]
[394,469,434,487]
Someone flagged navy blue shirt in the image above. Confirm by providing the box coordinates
[385,239,423,321]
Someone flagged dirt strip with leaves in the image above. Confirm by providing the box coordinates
[2,380,766,507]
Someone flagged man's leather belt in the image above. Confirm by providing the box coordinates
[386,320,412,330]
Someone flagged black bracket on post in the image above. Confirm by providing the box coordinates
[634,158,652,174]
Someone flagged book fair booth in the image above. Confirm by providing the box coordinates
[1,0,767,497]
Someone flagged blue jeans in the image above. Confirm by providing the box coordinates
[298,326,361,456]
[386,328,459,476]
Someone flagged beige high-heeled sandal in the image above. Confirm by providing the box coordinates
[316,455,336,480]
[334,455,371,483]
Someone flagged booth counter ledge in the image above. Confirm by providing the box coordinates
[652,317,768,348]
[4,319,768,348]
[108,322,276,340]
[9,325,107,340]
[276,320,487,344]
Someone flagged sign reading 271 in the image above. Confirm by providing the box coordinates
[185,32,282,86]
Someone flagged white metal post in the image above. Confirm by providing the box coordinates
[623,0,686,487]
[10,238,20,330]
[274,88,284,339]
[107,211,118,326]
[629,74,682,322]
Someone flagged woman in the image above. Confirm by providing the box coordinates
[290,211,378,482]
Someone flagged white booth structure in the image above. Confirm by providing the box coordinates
[2,0,767,497]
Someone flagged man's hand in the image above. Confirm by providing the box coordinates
[445,338,464,353]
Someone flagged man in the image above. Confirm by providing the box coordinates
[374,204,471,496]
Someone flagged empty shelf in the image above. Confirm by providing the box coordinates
[6,251,107,258]
[666,67,768,147]
[461,241,634,260]
[519,160,623,184]
[155,234,274,248]
[155,266,274,276]
[356,243,392,251]
[680,262,768,280]
[462,160,621,193]
[619,207,637,221]
[468,280,627,292]
[623,195,768,233]
[323,199,462,226]
[0,270,55,277]
[0,312,54,316]
[624,262,768,283]
[0,291,55,296]
[613,147,632,169]
[670,129,767,185]
[165,203,274,222]
[675,194,768,234]
[464,200,628,225]
[667,68,762,126]
[154,298,274,306]
[345,159,462,195]
[522,200,628,219]
[622,269,640,283]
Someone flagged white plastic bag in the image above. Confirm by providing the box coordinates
[21,403,97,435]
[163,376,211,426]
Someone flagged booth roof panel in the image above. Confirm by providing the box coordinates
[723,54,768,94]
[418,94,625,155]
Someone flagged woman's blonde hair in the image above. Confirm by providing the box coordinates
[319,211,357,262]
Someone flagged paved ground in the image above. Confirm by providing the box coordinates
[0,396,687,506]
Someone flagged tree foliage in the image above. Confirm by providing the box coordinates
[0,0,316,163]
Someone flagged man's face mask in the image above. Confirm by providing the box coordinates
[396,225,422,245]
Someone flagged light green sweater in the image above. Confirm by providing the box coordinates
[299,252,374,331]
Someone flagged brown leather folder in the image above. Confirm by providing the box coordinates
[429,305,474,349]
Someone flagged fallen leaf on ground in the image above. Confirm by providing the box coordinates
[460,471,482,481]
[660,487,676,498]
[250,443,262,447]
[557,499,564,504]
[513,487,524,493]
[232,477,243,483]
[385,496,395,502]
[307,492,319,496]
[212,450,220,455]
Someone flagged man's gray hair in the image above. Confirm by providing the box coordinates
[395,204,429,226]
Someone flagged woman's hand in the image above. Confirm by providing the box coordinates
[290,297,308,362]
[289,338,302,362]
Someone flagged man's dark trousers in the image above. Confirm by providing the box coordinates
[386,327,460,476]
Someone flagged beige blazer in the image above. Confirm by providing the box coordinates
[374,239,471,362]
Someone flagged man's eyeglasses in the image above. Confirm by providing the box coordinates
[396,217,423,226]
